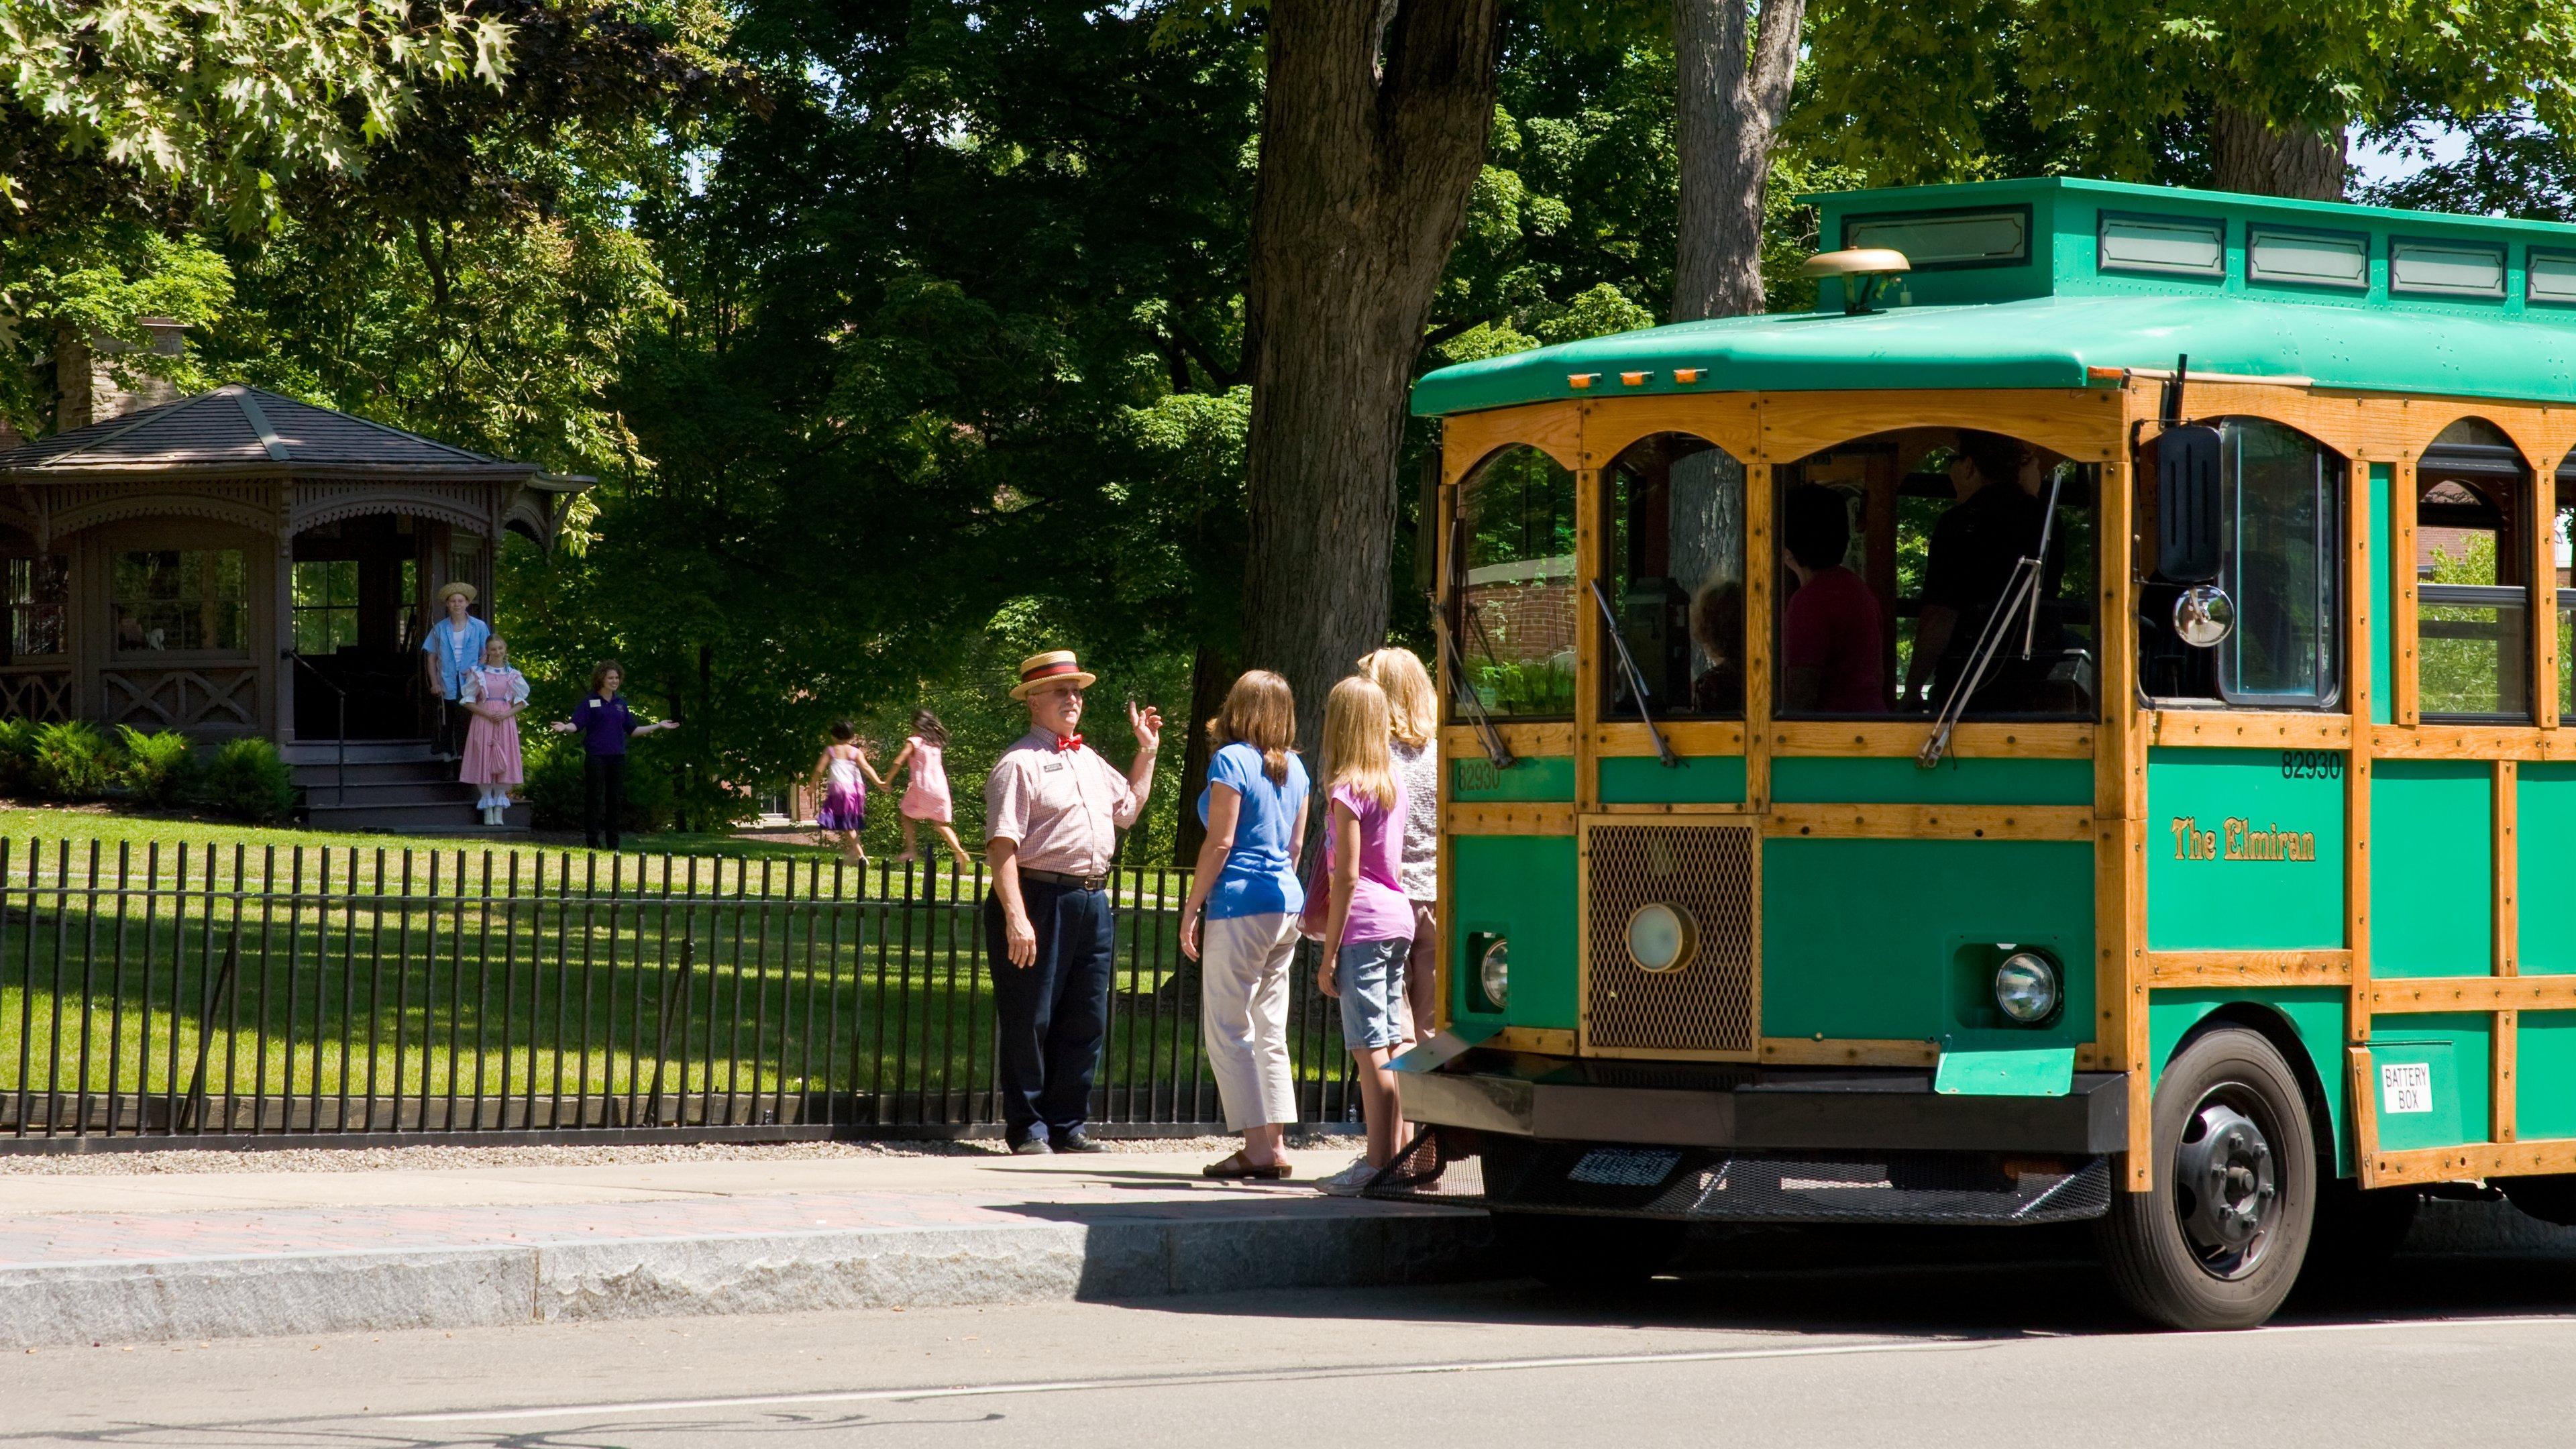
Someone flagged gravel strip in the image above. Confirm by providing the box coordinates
[0,1132,1356,1175]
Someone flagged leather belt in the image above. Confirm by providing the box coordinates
[1020,867,1108,892]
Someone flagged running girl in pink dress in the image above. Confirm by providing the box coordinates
[884,710,973,867]
[458,637,529,827]
[809,720,885,863]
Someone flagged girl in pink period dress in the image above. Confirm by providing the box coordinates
[809,720,885,864]
[459,637,531,827]
[885,709,973,867]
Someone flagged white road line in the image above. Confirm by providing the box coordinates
[383,1310,2576,1426]
[383,1340,1980,1423]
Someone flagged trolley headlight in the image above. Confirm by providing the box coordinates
[1993,950,2063,1025]
[1625,902,1697,974]
[1478,937,1511,1011]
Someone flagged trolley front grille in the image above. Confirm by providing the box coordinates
[1582,820,1758,1055]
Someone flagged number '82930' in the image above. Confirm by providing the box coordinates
[2279,750,2343,780]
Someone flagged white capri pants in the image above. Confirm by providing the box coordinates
[1199,912,1301,1132]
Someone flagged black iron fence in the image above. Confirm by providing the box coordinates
[0,839,1357,1149]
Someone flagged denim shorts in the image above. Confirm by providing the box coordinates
[1336,938,1410,1050]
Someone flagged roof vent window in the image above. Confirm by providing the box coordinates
[2247,227,2369,290]
[2391,239,2506,299]
[1843,207,2028,270]
[2098,213,2225,278]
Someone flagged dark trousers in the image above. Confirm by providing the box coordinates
[584,752,627,849]
[984,879,1114,1142]
[435,699,472,758]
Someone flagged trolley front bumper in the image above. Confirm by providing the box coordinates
[1403,1060,2130,1155]
[1382,1052,2131,1226]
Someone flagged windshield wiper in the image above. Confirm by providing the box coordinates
[1591,580,1679,767]
[1921,465,2068,769]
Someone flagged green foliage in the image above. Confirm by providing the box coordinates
[522,735,676,835]
[29,720,116,800]
[0,224,231,437]
[189,737,297,823]
[0,719,37,796]
[1471,657,1578,716]
[1,0,514,229]
[115,725,195,807]
[1799,0,2576,190]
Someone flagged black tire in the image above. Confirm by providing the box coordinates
[2096,1026,2317,1330]
[2499,1173,2576,1226]
[1497,1212,1686,1290]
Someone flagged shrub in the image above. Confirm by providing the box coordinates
[30,720,117,800]
[523,736,674,835]
[115,725,195,807]
[0,718,38,795]
[192,737,297,822]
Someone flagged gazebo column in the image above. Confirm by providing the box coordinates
[273,494,296,744]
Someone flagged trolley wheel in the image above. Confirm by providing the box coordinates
[1497,1212,1685,1290]
[2096,1026,2316,1330]
[2498,1174,2576,1226]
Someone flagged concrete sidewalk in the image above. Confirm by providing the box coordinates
[0,1148,1491,1349]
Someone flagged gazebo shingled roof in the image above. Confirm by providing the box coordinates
[0,384,538,482]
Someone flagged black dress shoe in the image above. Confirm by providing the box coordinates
[1051,1129,1106,1153]
[1010,1136,1052,1155]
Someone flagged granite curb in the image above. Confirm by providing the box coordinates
[0,1207,1496,1350]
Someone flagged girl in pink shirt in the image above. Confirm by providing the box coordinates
[885,710,973,868]
[1314,676,1413,1193]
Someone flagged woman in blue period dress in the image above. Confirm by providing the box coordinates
[1179,670,1309,1180]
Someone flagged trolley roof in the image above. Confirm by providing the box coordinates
[1410,176,2576,418]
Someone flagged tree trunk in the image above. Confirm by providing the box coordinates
[1238,0,1502,751]
[2210,105,2346,201]
[1670,0,1806,323]
[1171,640,1237,866]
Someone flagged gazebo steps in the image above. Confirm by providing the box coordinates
[280,739,437,767]
[290,742,531,836]
[304,799,532,835]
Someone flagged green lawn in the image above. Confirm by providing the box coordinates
[0,805,1342,1132]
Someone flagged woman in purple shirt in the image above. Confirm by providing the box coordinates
[547,660,677,850]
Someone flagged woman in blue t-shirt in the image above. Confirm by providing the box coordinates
[1180,669,1309,1180]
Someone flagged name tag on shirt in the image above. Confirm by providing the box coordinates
[1041,761,1066,773]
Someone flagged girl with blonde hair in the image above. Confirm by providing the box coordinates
[1313,674,1413,1193]
[1180,670,1309,1179]
[1359,646,1440,1046]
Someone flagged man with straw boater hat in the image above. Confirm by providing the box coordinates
[419,581,490,761]
[983,649,1162,1153]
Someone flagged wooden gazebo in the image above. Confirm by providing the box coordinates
[0,384,588,745]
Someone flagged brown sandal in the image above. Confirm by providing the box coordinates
[1203,1151,1294,1181]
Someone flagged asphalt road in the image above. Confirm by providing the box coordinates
[9,1229,2576,1448]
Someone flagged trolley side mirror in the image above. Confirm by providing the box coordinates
[2155,423,2223,584]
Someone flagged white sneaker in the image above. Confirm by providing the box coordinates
[1316,1158,1379,1196]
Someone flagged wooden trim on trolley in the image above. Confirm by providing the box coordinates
[1446,802,1576,837]
[1493,1027,1578,1056]
[1764,804,2093,841]
[2346,443,2381,1187]
[1442,402,1582,483]
[1745,462,1774,812]
[1765,720,2094,758]
[2394,457,2420,728]
[1758,1036,1940,1067]
[2369,1138,2576,1187]
[1575,466,1603,814]
[2538,453,2561,733]
[1753,387,2126,464]
[1440,722,1577,756]
[1593,720,1745,756]
[2369,975,2576,1012]
[2143,710,2353,748]
[2143,950,2352,987]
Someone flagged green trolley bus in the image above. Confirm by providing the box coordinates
[1393,175,2576,1330]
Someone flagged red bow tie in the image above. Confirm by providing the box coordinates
[1053,733,1083,753]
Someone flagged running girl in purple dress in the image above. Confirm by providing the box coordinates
[809,720,885,863]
